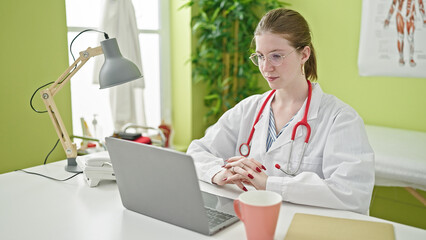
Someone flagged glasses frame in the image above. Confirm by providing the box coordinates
[249,47,301,67]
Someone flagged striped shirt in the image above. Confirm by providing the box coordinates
[266,106,295,152]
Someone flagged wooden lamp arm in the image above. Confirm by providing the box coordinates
[40,46,103,161]
[50,46,103,96]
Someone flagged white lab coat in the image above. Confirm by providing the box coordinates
[187,83,375,214]
[93,0,147,131]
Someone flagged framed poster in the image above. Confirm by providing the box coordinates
[358,0,426,78]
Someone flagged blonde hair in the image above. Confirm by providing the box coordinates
[254,8,317,80]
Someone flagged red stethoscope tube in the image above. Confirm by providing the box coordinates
[239,80,312,157]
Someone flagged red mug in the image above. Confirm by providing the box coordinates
[234,190,282,240]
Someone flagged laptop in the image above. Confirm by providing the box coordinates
[105,137,239,235]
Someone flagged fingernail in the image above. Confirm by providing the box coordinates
[243,187,248,191]
[262,165,267,170]
[256,167,261,172]
[248,174,254,179]
[222,178,227,181]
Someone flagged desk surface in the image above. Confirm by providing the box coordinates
[1,161,425,240]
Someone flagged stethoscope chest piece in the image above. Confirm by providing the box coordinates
[239,143,250,157]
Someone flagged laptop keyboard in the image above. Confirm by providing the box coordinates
[205,207,235,229]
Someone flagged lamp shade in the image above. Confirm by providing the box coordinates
[99,38,142,89]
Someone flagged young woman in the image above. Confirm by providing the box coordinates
[187,8,374,214]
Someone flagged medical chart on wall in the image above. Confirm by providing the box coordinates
[358,0,426,78]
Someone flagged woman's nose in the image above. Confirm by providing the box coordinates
[261,59,274,72]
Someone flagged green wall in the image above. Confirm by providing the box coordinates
[170,0,193,151]
[0,0,71,173]
[371,186,426,229]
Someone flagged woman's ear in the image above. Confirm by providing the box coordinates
[301,45,311,64]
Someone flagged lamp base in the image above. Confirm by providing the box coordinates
[65,158,82,173]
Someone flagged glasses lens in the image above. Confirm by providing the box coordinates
[250,54,259,66]
[269,53,283,66]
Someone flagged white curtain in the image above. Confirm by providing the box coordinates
[93,0,146,131]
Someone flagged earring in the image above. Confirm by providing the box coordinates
[301,64,305,76]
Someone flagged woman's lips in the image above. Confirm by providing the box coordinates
[266,76,279,82]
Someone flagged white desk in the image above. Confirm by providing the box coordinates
[1,161,425,240]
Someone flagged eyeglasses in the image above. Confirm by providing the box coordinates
[249,47,300,67]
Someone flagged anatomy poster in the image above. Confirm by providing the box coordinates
[358,0,426,78]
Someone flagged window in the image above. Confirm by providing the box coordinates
[65,0,169,141]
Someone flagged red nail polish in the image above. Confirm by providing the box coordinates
[262,165,267,170]
[248,174,254,179]
[256,167,261,172]
[243,187,248,191]
[222,178,227,181]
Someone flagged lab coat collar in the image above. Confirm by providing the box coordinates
[307,82,322,121]
[264,82,323,153]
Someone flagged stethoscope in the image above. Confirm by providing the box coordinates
[238,80,312,176]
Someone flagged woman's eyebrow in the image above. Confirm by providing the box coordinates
[256,49,287,54]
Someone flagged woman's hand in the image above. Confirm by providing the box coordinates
[223,156,268,190]
[211,168,249,191]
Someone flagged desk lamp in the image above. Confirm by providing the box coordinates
[40,37,142,173]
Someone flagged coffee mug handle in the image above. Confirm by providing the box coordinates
[233,199,244,222]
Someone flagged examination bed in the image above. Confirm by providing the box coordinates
[365,125,426,205]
